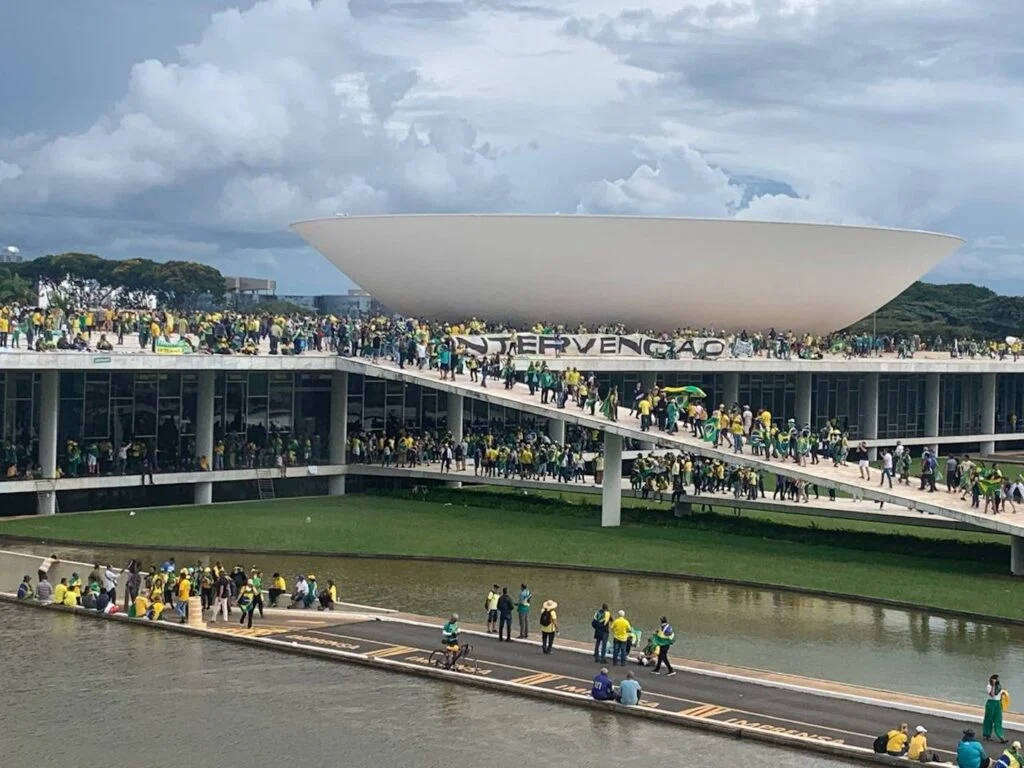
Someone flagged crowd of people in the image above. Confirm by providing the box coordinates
[3,300,1023,364]
[15,558,1021,764]
[16,558,340,629]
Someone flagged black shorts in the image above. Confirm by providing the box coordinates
[488,609,498,622]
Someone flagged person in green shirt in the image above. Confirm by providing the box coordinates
[250,569,264,618]
[442,614,460,647]
[516,583,532,638]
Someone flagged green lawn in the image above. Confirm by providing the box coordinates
[2,491,1022,620]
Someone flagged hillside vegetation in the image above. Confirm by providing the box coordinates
[844,282,1024,340]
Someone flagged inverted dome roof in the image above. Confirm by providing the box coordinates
[291,214,963,333]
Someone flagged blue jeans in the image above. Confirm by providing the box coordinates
[612,639,627,665]
[594,634,608,661]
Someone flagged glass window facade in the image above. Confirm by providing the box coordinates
[877,374,927,439]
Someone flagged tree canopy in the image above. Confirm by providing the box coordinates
[11,253,225,309]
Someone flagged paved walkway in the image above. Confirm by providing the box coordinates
[337,357,1024,538]
[250,614,1017,758]
[348,463,986,532]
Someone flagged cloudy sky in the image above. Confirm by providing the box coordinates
[1,0,1021,295]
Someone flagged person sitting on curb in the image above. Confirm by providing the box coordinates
[994,741,1024,768]
[908,726,937,763]
[591,668,615,701]
[16,575,33,600]
[885,723,910,757]
[958,729,989,768]
[288,574,309,609]
[617,671,642,706]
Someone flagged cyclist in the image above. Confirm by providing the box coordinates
[442,614,460,648]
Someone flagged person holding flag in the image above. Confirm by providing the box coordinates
[650,616,676,676]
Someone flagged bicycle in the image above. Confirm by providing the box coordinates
[429,642,476,672]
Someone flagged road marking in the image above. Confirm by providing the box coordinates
[680,704,732,718]
[209,626,288,638]
[365,645,415,659]
[511,672,562,686]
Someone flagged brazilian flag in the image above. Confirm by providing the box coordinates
[702,418,719,444]
[977,476,1002,496]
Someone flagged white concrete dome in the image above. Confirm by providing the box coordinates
[291,214,963,332]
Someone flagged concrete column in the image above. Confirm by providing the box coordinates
[194,370,214,505]
[446,391,464,488]
[328,371,349,496]
[796,372,812,428]
[924,372,940,452]
[601,432,622,527]
[547,417,566,445]
[37,370,58,515]
[863,372,879,461]
[981,373,996,456]
[1013,536,1024,577]
[723,372,739,408]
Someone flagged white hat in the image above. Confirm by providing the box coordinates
[916,726,927,734]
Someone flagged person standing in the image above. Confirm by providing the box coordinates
[539,600,558,654]
[592,603,611,663]
[496,587,514,642]
[651,616,676,676]
[984,674,1009,744]
[610,610,632,666]
[516,583,532,639]
[485,584,500,634]
[210,572,231,623]
[102,564,119,606]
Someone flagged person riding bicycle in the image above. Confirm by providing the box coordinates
[442,614,460,649]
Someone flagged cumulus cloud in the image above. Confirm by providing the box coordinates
[0,0,1022,291]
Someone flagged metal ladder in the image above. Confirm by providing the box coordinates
[256,470,276,501]
[36,489,60,514]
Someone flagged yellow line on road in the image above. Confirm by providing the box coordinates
[365,645,415,659]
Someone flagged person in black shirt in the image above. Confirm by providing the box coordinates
[496,587,515,642]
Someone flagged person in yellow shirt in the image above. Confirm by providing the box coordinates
[318,579,338,611]
[609,610,632,666]
[885,723,909,756]
[130,593,150,618]
[638,397,652,432]
[62,585,78,608]
[176,571,192,623]
[907,726,932,762]
[53,578,68,605]
[540,599,558,654]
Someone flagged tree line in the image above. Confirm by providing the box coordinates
[0,253,226,309]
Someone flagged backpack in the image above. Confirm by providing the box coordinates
[872,734,888,754]
[540,609,552,626]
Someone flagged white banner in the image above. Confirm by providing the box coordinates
[452,333,728,359]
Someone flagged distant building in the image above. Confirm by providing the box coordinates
[270,289,385,316]
[1,245,24,263]
[225,276,277,307]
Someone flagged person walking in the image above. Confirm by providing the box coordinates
[592,603,611,663]
[496,587,514,642]
[485,584,500,634]
[539,600,558,654]
[880,449,894,488]
[650,616,676,676]
[984,674,1009,744]
[610,610,632,666]
[516,583,532,639]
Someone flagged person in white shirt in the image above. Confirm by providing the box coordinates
[102,565,119,604]
[880,450,894,489]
